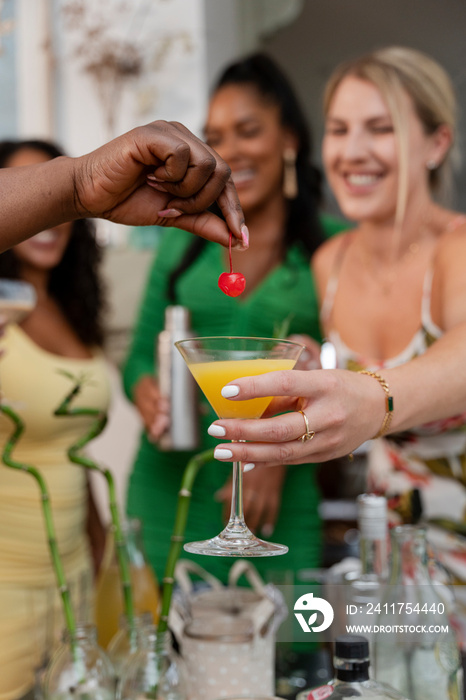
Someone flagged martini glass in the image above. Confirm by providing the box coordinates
[175,336,304,557]
[0,279,36,324]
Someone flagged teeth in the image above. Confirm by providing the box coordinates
[33,230,57,243]
[231,170,254,184]
[346,173,380,185]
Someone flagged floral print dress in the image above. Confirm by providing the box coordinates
[321,218,466,580]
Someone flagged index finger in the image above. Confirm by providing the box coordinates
[152,124,244,242]
[166,175,245,243]
[220,369,311,401]
[167,209,241,248]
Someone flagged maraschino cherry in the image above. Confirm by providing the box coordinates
[218,232,246,297]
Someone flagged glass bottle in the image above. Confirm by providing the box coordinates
[107,612,153,680]
[374,525,463,700]
[297,635,409,699]
[43,623,115,700]
[117,626,187,700]
[95,518,161,648]
[345,494,388,660]
[157,305,199,451]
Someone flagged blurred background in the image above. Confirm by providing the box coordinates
[2,0,466,517]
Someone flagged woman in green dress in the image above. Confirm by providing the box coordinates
[122,53,343,582]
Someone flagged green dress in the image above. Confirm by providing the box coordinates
[122,217,343,583]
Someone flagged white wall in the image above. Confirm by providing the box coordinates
[51,0,209,155]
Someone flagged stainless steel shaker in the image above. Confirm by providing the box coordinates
[157,306,199,450]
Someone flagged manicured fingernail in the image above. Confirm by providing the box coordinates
[243,463,255,472]
[208,424,226,437]
[261,524,274,538]
[221,385,239,398]
[214,448,233,460]
[158,208,183,218]
[241,224,249,249]
[147,174,164,182]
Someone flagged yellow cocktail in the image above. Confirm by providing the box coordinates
[188,358,295,419]
[175,336,304,558]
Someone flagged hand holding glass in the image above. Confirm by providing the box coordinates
[176,336,303,557]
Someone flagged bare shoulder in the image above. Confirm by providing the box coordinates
[434,214,466,329]
[436,214,466,264]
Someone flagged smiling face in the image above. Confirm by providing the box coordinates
[322,76,436,225]
[204,84,295,215]
[8,148,73,273]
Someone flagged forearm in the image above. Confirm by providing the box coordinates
[385,323,466,432]
[0,156,79,252]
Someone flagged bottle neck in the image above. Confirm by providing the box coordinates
[63,623,98,645]
[389,525,431,585]
[335,659,370,683]
[357,495,388,580]
[360,534,388,579]
[140,627,171,654]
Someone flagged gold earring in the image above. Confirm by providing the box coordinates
[283,147,298,199]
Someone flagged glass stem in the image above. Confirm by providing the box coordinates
[228,441,246,530]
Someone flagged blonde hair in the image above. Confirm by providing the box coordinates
[324,46,459,223]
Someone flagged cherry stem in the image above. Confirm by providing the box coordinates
[228,232,233,274]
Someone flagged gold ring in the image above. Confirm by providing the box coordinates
[297,410,315,442]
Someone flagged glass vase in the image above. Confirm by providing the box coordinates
[43,623,115,700]
[107,612,153,680]
[374,525,462,700]
[95,518,160,648]
[117,626,186,700]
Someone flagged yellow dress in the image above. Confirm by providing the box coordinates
[0,324,110,699]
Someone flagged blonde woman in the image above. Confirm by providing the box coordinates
[210,47,466,533]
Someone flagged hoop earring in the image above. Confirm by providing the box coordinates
[283,147,298,199]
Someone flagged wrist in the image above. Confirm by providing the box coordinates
[358,370,394,438]
[43,155,83,222]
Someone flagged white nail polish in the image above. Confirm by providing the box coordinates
[208,424,226,437]
[214,448,233,460]
[243,463,255,472]
[221,385,240,398]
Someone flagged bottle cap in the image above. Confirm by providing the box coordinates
[357,493,387,540]
[335,634,369,660]
[164,305,191,331]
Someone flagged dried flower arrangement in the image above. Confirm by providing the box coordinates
[60,0,192,137]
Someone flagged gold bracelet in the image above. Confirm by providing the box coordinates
[358,370,394,438]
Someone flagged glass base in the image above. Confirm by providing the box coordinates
[183,526,288,557]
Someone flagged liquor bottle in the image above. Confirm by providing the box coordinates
[297,634,409,699]
[374,524,463,700]
[356,493,389,580]
[345,494,388,659]
[157,305,199,450]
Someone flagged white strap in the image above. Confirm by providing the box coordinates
[174,559,223,594]
[228,560,266,594]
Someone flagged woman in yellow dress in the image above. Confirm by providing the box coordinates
[0,140,109,699]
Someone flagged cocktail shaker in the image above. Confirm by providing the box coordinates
[157,306,199,451]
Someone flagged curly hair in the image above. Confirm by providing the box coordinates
[167,52,324,302]
[0,139,106,346]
